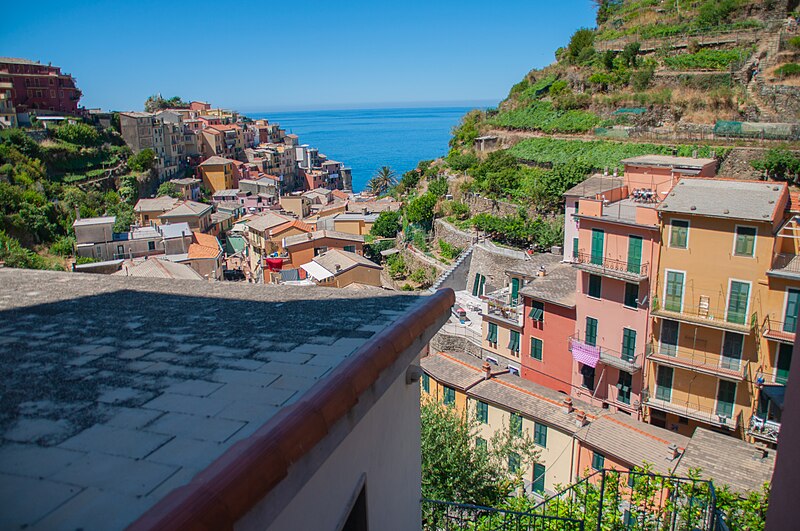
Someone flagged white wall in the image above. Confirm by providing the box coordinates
[563,197,579,262]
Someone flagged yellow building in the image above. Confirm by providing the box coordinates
[198,156,237,194]
[647,178,789,440]
[332,212,379,236]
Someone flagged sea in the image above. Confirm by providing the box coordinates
[248,106,477,192]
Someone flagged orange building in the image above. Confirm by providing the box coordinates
[282,230,365,269]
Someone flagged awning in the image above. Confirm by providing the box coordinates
[572,341,600,368]
[301,261,334,281]
[762,385,785,410]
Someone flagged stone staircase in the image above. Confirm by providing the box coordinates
[429,244,474,293]
[742,30,783,121]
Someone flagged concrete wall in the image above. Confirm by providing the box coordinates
[432,247,472,293]
[260,366,421,531]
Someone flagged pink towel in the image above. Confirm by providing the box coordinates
[572,340,600,368]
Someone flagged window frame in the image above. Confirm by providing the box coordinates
[783,288,800,334]
[530,336,543,361]
[588,273,602,299]
[663,269,686,313]
[659,319,679,357]
[732,225,757,258]
[585,316,598,347]
[443,386,456,406]
[655,365,674,402]
[476,400,489,424]
[623,282,638,309]
[617,371,632,405]
[725,279,751,326]
[715,379,737,420]
[421,373,430,393]
[669,219,690,249]
[591,452,605,471]
[532,462,546,494]
[621,328,637,362]
[533,422,548,447]
[719,332,743,371]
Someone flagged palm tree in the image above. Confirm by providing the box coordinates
[367,166,397,196]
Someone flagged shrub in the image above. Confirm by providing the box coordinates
[751,148,800,179]
[406,193,438,229]
[566,28,595,65]
[157,182,180,198]
[410,267,429,285]
[664,48,749,70]
[52,123,101,147]
[631,67,655,91]
[428,176,449,197]
[788,36,800,50]
[438,240,462,260]
[442,200,470,220]
[775,63,800,78]
[50,236,75,257]
[387,254,407,279]
[412,229,429,252]
[488,101,600,133]
[127,148,156,172]
[447,150,479,171]
[370,211,402,238]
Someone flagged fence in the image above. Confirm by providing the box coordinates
[422,499,585,531]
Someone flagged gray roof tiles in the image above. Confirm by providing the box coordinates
[622,155,716,169]
[509,254,578,308]
[657,178,786,222]
[0,268,425,529]
[563,174,625,198]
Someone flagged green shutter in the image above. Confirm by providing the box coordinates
[592,452,605,471]
[477,400,488,423]
[444,386,455,406]
[533,463,546,493]
[573,237,579,259]
[510,413,522,436]
[627,236,642,273]
[784,289,800,333]
[660,320,679,357]
[534,422,547,447]
[670,220,688,248]
[588,274,602,298]
[621,328,636,362]
[726,281,750,325]
[585,317,598,346]
[777,343,793,384]
[734,227,756,257]
[508,330,520,352]
[617,371,632,405]
[472,273,480,296]
[509,452,520,473]
[529,302,544,321]
[655,366,673,401]
[664,271,684,312]
[422,373,429,393]
[487,322,498,343]
[530,337,543,361]
[716,380,736,419]
[624,283,638,308]
[479,274,486,296]
[511,277,520,305]
[721,332,743,371]
[591,229,604,265]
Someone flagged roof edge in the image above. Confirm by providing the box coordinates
[128,288,455,531]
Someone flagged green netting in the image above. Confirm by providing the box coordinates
[613,107,647,115]
[714,121,800,140]
[594,127,631,138]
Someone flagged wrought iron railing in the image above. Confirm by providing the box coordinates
[770,253,800,275]
[645,396,741,430]
[568,334,643,372]
[748,414,780,443]
[651,296,755,334]
[762,315,796,343]
[422,499,584,531]
[574,252,648,280]
[646,341,750,381]
[532,469,728,531]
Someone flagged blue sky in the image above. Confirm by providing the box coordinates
[1,0,596,112]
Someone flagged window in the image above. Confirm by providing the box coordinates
[581,364,595,391]
[421,373,429,393]
[532,463,546,494]
[777,342,793,385]
[572,237,579,260]
[510,413,523,436]
[529,301,544,322]
[627,235,643,273]
[617,371,632,405]
[472,273,486,297]
[486,322,498,344]
[476,400,489,423]
[734,226,756,257]
[670,220,689,249]
[343,245,356,253]
[784,288,800,334]
[148,241,156,251]
[585,317,598,346]
[621,328,636,362]
[534,422,547,447]
[664,271,685,312]
[660,320,679,357]
[716,380,737,419]
[314,246,328,256]
[510,277,520,305]
[508,452,520,474]
[476,437,487,451]
[591,229,605,265]
[592,452,605,471]
[624,283,638,309]
[726,281,750,325]
[530,337,543,361]
[720,332,743,371]
[443,386,455,406]
[588,274,602,299]
[655,366,673,402]
[508,330,521,353]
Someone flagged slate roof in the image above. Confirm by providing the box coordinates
[158,223,192,240]
[313,249,381,276]
[0,268,427,530]
[563,174,625,198]
[134,197,179,214]
[159,201,213,219]
[420,351,484,390]
[574,413,690,475]
[622,155,716,169]
[674,428,775,494]
[510,254,577,308]
[198,156,236,167]
[284,230,364,247]
[246,212,293,233]
[73,217,115,227]
[657,178,787,222]
[112,258,204,280]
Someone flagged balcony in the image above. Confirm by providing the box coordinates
[482,290,523,328]
[651,296,754,334]
[573,252,648,283]
[747,414,780,444]
[768,253,800,279]
[646,341,749,381]
[646,395,739,430]
[762,316,796,344]
[569,335,642,373]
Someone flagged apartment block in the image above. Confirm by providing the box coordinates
[0,57,82,115]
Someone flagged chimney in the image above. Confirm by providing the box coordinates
[668,444,681,460]
[563,397,574,414]
[482,361,491,380]
[537,266,547,277]
[575,410,588,428]
[335,264,341,272]
[752,447,769,460]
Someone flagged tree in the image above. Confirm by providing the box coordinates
[52,123,101,147]
[566,28,595,65]
[405,193,438,230]
[366,166,397,196]
[157,182,181,198]
[421,399,539,507]
[370,210,401,238]
[751,148,800,181]
[428,176,449,197]
[144,94,189,112]
[127,149,156,173]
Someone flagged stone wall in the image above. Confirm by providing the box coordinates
[758,83,800,119]
[466,242,530,295]
[718,147,766,179]
[399,245,446,276]
[463,194,539,219]
[430,246,473,293]
[433,219,475,249]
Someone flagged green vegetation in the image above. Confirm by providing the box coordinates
[427,176,449,197]
[370,211,402,238]
[775,63,800,78]
[449,110,482,149]
[144,94,189,112]
[156,181,181,198]
[366,166,397,196]
[508,137,724,172]
[406,193,438,230]
[440,200,470,221]
[469,213,563,249]
[751,148,800,181]
[663,48,751,70]
[52,123,102,147]
[565,28,596,66]
[386,253,408,279]
[437,240,462,260]
[127,148,156,173]
[421,399,538,506]
[487,101,601,134]
[788,36,800,50]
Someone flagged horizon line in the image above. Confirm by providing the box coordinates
[234,98,500,114]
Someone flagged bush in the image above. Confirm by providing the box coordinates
[127,149,156,172]
[157,182,180,198]
[370,211,402,238]
[630,67,655,91]
[775,63,800,78]
[52,123,101,147]
[387,253,407,279]
[697,0,739,28]
[488,101,600,133]
[664,48,749,70]
[412,229,429,252]
[438,240,462,260]
[447,150,479,171]
[566,28,595,65]
[788,36,800,50]
[410,267,430,286]
[406,193,438,229]
[428,176,448,197]
[441,200,470,221]
[0,231,49,269]
[50,236,75,257]
[751,148,800,180]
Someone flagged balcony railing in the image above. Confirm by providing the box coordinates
[645,395,740,430]
[573,252,648,282]
[651,297,754,334]
[646,342,749,381]
[422,499,584,531]
[482,291,523,327]
[569,335,642,373]
[769,253,800,277]
[747,414,780,444]
[762,315,796,344]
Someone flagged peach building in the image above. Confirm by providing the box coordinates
[282,230,365,269]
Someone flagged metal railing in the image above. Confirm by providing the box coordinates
[569,334,643,373]
[761,315,796,343]
[748,414,780,444]
[646,341,749,381]
[573,252,648,281]
[532,469,726,531]
[484,292,523,327]
[770,253,800,275]
[651,297,754,334]
[646,396,741,430]
[422,499,584,531]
